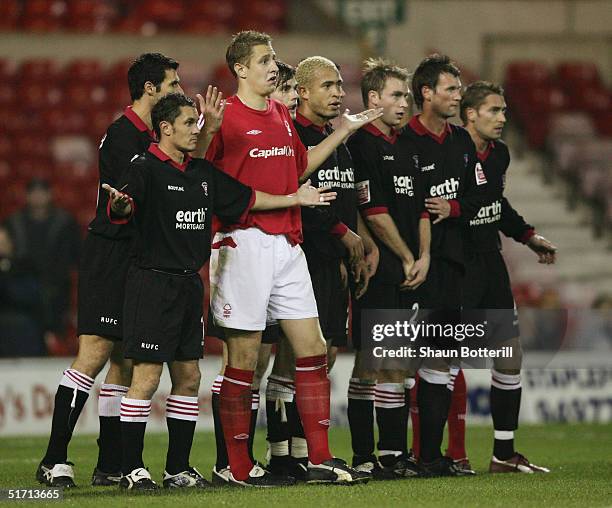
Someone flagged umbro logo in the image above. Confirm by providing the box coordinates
[383,155,395,161]
[318,419,330,427]
[234,433,249,440]
[246,129,262,135]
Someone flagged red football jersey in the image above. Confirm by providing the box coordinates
[206,96,308,244]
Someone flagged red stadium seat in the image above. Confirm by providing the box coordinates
[18,58,59,82]
[556,61,601,89]
[592,110,612,138]
[62,82,108,109]
[0,0,20,29]
[17,81,63,110]
[187,0,236,24]
[14,133,52,161]
[64,0,118,32]
[64,58,106,83]
[0,82,17,106]
[504,61,552,87]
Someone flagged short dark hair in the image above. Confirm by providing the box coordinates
[411,54,460,108]
[151,93,195,139]
[460,80,505,124]
[275,60,295,88]
[226,30,272,78]
[360,57,410,107]
[128,53,179,102]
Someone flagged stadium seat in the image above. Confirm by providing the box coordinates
[556,61,601,89]
[18,58,59,82]
[17,81,63,110]
[62,82,108,110]
[64,59,106,83]
[64,0,118,32]
[0,0,20,30]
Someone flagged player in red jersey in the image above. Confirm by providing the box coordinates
[206,30,381,486]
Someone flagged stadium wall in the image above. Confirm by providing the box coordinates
[0,356,610,437]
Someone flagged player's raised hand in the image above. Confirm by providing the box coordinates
[101,183,132,216]
[296,180,337,207]
[527,234,557,264]
[425,197,452,224]
[196,85,225,134]
[340,108,384,134]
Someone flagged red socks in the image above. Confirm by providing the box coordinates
[446,369,467,460]
[295,355,333,465]
[220,367,254,481]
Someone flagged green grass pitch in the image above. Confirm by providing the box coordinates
[1,424,611,507]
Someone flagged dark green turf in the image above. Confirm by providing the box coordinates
[1,424,611,507]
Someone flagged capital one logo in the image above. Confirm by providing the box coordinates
[249,146,295,159]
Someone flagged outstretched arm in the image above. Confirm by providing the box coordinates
[251,180,337,211]
[102,183,133,219]
[300,108,383,182]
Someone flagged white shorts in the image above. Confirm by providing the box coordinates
[210,228,318,331]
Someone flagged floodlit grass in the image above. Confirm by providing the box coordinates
[1,424,611,507]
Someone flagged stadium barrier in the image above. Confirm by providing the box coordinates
[0,354,611,436]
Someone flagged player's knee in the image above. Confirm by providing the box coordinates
[228,348,259,371]
[176,369,201,395]
[72,335,114,377]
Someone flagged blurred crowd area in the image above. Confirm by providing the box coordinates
[1,0,611,357]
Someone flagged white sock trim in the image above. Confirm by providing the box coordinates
[418,368,451,385]
[291,437,308,459]
[494,430,514,440]
[404,377,416,390]
[60,368,94,393]
[98,384,128,417]
[266,375,295,402]
[251,391,260,411]
[491,369,522,390]
[166,395,199,422]
[120,397,151,423]
[270,440,289,457]
[211,375,223,395]
[374,383,405,408]
[348,378,376,401]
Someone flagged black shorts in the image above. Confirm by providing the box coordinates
[123,265,204,362]
[413,257,463,352]
[462,250,520,344]
[77,233,132,340]
[306,255,348,348]
[206,308,280,344]
[351,276,424,351]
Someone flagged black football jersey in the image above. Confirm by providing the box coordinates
[294,112,357,260]
[465,140,533,252]
[349,123,428,284]
[113,144,253,272]
[402,115,487,266]
[89,106,155,239]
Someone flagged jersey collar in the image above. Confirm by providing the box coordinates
[362,122,397,145]
[124,106,156,139]
[148,143,191,172]
[295,111,328,134]
[477,141,495,162]
[408,114,451,144]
